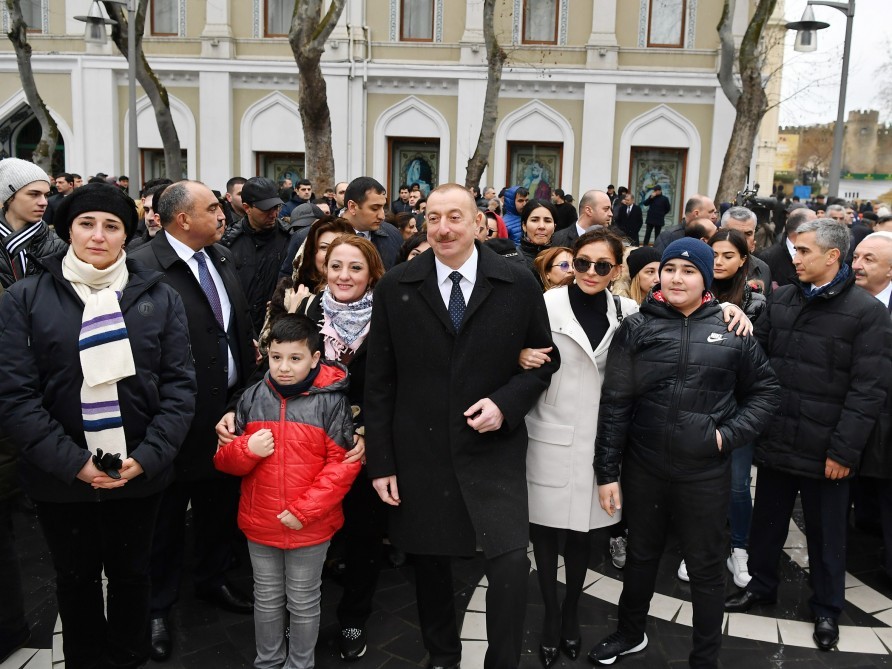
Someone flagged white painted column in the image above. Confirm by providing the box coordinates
[460,0,486,65]
[578,82,617,195]
[79,63,118,179]
[198,70,232,189]
[201,0,234,58]
[708,91,736,199]
[326,68,351,183]
[455,77,487,184]
[586,0,618,68]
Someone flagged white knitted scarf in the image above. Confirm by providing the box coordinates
[62,247,135,457]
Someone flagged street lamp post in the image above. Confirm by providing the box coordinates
[75,0,140,200]
[787,1,855,199]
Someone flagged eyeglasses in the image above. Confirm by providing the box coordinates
[548,261,572,272]
[486,228,497,237]
[572,258,616,276]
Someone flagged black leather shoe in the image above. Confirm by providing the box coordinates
[723,589,776,613]
[339,627,367,661]
[150,617,171,662]
[196,584,253,614]
[560,636,581,660]
[813,617,838,651]
[538,643,559,668]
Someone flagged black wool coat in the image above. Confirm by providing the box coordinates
[364,242,560,558]
[756,273,892,478]
[130,231,257,481]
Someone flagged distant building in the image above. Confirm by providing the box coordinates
[1,0,777,214]
[777,109,892,201]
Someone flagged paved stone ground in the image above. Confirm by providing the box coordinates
[5,498,892,669]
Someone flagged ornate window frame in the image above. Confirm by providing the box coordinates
[389,0,442,42]
[638,0,697,49]
[513,0,567,46]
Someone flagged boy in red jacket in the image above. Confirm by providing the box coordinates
[214,314,360,669]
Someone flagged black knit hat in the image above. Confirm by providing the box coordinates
[55,182,140,244]
[626,246,661,279]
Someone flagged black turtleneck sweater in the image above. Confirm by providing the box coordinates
[568,283,609,350]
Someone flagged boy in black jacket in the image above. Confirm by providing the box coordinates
[589,239,779,668]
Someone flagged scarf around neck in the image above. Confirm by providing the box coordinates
[62,247,136,458]
[0,218,41,281]
[801,263,850,300]
[320,286,373,348]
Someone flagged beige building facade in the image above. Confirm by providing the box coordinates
[0,0,775,218]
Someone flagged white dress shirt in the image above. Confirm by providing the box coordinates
[435,247,478,309]
[875,281,892,308]
[165,231,238,388]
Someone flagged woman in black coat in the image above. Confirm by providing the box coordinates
[518,199,558,281]
[0,184,196,669]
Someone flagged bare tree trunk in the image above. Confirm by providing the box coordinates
[464,0,507,190]
[714,0,777,204]
[289,0,347,193]
[5,0,58,173]
[102,0,183,179]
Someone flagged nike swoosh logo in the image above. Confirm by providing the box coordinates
[707,333,726,343]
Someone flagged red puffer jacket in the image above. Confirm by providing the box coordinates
[214,361,360,549]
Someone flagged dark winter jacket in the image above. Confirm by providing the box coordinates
[755,272,892,478]
[0,211,67,289]
[595,290,779,485]
[0,255,196,503]
[213,363,360,549]
[519,238,550,272]
[220,217,292,333]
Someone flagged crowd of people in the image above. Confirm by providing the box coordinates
[1,154,892,669]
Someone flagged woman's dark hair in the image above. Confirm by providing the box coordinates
[707,228,750,306]
[396,231,429,264]
[294,216,354,289]
[520,199,558,226]
[268,314,321,354]
[572,227,624,265]
[394,212,416,234]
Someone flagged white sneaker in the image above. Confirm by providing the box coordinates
[726,547,752,588]
[677,559,689,582]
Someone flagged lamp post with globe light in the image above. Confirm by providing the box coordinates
[74,0,139,199]
[786,1,855,199]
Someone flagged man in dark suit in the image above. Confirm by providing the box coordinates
[757,206,815,291]
[642,185,672,246]
[614,191,644,245]
[552,188,578,231]
[365,184,560,669]
[130,181,257,661]
[551,189,612,248]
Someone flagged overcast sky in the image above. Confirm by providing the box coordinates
[778,0,887,127]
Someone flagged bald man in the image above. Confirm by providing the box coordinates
[551,189,613,247]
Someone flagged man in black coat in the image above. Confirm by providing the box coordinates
[641,185,671,246]
[219,176,290,333]
[653,193,717,252]
[130,181,258,661]
[551,188,578,231]
[756,206,815,291]
[365,184,560,669]
[613,190,644,245]
[725,219,892,651]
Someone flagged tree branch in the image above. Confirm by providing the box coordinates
[717,0,740,106]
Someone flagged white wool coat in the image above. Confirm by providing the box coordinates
[526,285,639,531]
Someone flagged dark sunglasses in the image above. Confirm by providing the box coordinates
[573,258,616,276]
[486,228,497,237]
[548,261,572,272]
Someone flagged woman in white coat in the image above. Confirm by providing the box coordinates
[521,227,637,668]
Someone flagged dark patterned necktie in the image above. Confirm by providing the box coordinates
[193,252,225,330]
[448,271,466,331]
